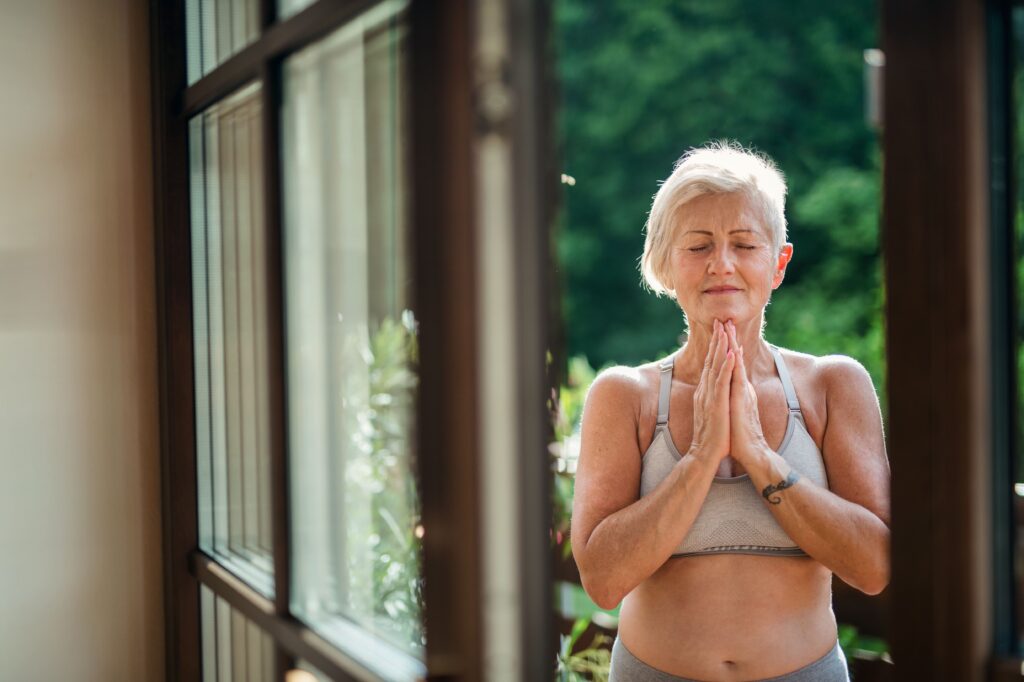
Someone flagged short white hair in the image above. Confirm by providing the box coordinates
[639,141,788,299]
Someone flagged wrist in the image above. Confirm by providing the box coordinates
[682,446,721,475]
[749,444,790,482]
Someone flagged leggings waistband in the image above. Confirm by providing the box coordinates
[609,637,850,682]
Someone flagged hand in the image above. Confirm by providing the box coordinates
[725,322,771,467]
[688,319,736,466]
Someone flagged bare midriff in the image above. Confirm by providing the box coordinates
[618,553,836,681]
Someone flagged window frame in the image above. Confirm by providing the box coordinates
[150,0,556,679]
[882,0,1015,679]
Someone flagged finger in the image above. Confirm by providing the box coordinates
[717,348,735,391]
[714,321,728,371]
[701,322,717,382]
[708,319,724,366]
[736,346,749,384]
[708,322,723,377]
[730,345,742,392]
[726,320,739,352]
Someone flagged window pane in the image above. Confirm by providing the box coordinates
[278,0,316,21]
[190,81,275,597]
[281,0,423,673]
[186,0,261,85]
[200,584,276,682]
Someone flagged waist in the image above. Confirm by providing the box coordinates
[618,554,835,678]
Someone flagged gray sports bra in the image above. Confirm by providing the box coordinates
[640,344,830,557]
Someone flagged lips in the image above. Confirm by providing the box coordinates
[704,286,741,294]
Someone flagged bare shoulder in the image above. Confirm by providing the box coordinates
[583,358,665,422]
[587,363,648,394]
[775,347,876,398]
[814,354,879,406]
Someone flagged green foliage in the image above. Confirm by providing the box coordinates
[838,623,892,663]
[554,0,885,396]
[551,356,597,559]
[353,311,424,652]
[556,580,620,626]
[556,617,613,682]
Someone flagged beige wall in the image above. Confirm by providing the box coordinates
[0,1,164,679]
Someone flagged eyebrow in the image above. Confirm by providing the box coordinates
[682,229,760,236]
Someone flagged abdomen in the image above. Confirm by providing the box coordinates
[617,554,836,680]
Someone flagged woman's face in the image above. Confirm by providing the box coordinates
[667,192,792,328]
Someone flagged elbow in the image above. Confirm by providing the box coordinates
[851,523,890,596]
[858,572,889,596]
[576,563,624,611]
[867,560,891,595]
[584,580,623,611]
[843,568,888,596]
[856,547,891,596]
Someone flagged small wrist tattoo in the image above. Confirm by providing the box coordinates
[762,470,801,505]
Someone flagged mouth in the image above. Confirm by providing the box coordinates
[703,287,742,295]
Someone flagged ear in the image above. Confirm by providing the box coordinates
[771,243,793,289]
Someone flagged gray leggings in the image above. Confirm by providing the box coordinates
[609,637,850,682]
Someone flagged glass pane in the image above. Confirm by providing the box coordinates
[278,0,316,21]
[200,585,276,682]
[191,81,275,597]
[186,0,261,85]
[281,0,423,673]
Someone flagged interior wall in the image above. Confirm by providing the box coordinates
[0,1,164,679]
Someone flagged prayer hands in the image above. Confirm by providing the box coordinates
[687,319,736,466]
[689,319,772,472]
[723,320,771,468]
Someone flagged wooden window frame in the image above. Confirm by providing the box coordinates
[150,0,556,679]
[883,0,1024,679]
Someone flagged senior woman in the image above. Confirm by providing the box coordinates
[570,142,890,681]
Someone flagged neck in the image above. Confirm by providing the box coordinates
[675,315,774,384]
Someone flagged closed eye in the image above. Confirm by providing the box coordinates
[687,246,710,253]
[736,244,757,250]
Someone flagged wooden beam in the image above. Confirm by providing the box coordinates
[882,0,992,679]
[150,0,201,678]
[409,0,484,677]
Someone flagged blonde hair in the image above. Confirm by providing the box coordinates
[639,141,788,299]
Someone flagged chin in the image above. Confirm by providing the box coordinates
[698,307,756,325]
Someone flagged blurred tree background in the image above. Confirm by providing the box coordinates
[554,0,885,395]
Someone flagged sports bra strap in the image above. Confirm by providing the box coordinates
[656,353,675,425]
[768,344,802,413]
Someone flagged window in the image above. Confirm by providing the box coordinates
[152,0,555,679]
[280,1,423,666]
[191,79,276,598]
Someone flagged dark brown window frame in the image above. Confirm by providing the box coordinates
[150,0,556,679]
[882,0,1023,680]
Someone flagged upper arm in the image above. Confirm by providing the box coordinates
[820,356,891,527]
[570,367,645,559]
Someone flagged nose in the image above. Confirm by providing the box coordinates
[707,245,735,275]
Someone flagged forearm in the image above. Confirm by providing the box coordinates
[577,451,718,608]
[748,446,890,594]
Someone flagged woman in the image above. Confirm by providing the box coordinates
[570,142,890,681]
